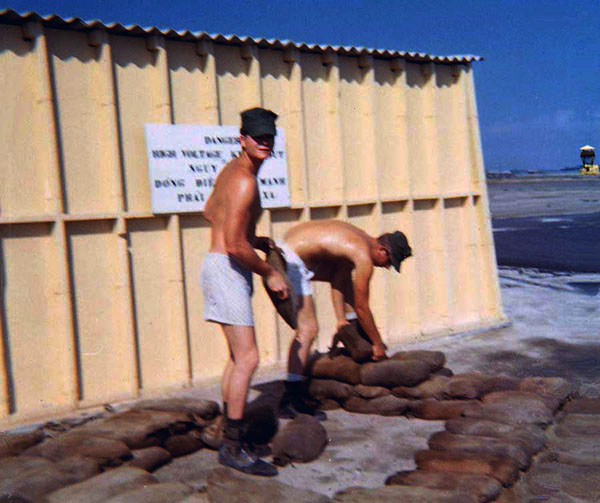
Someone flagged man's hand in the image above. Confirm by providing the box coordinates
[254,236,275,253]
[336,319,350,332]
[371,342,387,362]
[265,269,289,300]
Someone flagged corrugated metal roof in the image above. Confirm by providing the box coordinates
[0,9,483,63]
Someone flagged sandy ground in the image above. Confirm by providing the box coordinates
[7,177,597,498]
[154,261,600,496]
[151,177,600,496]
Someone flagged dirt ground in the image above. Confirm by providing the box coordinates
[151,177,600,496]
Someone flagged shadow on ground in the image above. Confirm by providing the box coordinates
[479,337,600,387]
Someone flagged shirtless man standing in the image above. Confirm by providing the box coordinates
[277,220,412,417]
[201,107,288,477]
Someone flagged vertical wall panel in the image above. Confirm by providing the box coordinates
[260,49,307,206]
[412,199,450,334]
[128,218,188,392]
[373,60,409,200]
[436,65,469,195]
[381,201,420,342]
[112,35,171,213]
[406,63,439,196]
[443,198,479,327]
[215,44,261,124]
[473,196,503,320]
[301,53,344,204]
[0,24,61,218]
[0,223,75,420]
[339,56,378,202]
[47,29,121,215]
[168,40,219,125]
[67,220,137,405]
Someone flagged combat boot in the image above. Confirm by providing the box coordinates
[218,417,278,477]
[279,380,327,421]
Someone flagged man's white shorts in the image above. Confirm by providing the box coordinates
[277,241,314,297]
[200,253,254,326]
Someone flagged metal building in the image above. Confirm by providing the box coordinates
[0,10,505,428]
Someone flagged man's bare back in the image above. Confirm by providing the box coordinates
[284,220,376,281]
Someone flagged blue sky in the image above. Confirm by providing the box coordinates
[6,0,600,172]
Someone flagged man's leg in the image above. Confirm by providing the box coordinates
[287,295,318,375]
[281,295,326,420]
[217,324,277,477]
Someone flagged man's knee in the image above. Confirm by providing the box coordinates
[297,320,318,345]
[237,347,259,373]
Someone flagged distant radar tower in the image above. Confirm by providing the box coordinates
[579,145,599,175]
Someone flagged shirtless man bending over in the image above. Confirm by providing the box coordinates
[201,107,288,477]
[277,220,412,418]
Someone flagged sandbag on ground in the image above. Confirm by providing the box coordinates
[562,397,600,414]
[317,398,342,410]
[461,401,554,427]
[131,397,220,421]
[73,409,195,449]
[427,431,531,470]
[516,461,600,502]
[0,462,93,502]
[433,368,454,377]
[308,379,356,402]
[414,449,520,487]
[392,375,450,400]
[444,417,545,455]
[310,354,361,385]
[0,456,54,480]
[330,320,372,362]
[544,429,600,466]
[353,384,389,399]
[407,399,479,420]
[271,414,327,466]
[45,466,157,503]
[0,428,44,458]
[207,467,331,503]
[22,431,131,466]
[518,376,575,404]
[103,482,193,503]
[126,447,172,471]
[390,350,446,373]
[333,484,477,503]
[555,413,600,437]
[360,359,430,388]
[443,374,521,400]
[343,395,409,416]
[481,390,561,413]
[163,432,204,457]
[385,470,501,503]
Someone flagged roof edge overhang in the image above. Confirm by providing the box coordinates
[0,9,484,64]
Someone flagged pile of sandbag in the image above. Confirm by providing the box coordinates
[307,348,476,418]
[383,377,578,502]
[0,397,220,502]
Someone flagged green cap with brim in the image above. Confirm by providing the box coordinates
[241,107,278,137]
[388,231,412,272]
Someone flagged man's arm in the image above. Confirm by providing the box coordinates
[224,176,288,297]
[353,260,387,361]
[330,268,352,331]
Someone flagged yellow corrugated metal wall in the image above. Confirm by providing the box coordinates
[0,22,505,427]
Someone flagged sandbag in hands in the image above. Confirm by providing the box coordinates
[262,246,298,329]
[329,320,373,363]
